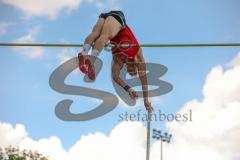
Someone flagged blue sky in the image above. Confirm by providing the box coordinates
[0,0,240,149]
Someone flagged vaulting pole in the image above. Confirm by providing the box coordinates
[146,111,151,160]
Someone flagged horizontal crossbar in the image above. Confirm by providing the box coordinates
[0,43,240,47]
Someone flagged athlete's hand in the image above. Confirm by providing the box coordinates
[128,88,138,100]
[144,99,153,113]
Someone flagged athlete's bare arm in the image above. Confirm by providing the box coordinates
[112,56,138,99]
[136,49,153,112]
[111,56,125,88]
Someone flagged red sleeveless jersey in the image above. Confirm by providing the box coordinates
[110,25,140,61]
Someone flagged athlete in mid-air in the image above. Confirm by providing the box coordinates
[78,10,153,112]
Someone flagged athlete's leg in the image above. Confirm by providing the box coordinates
[84,18,105,48]
[78,18,105,73]
[86,16,122,80]
[92,16,122,56]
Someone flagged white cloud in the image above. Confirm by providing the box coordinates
[0,122,27,148]
[229,52,240,67]
[20,136,68,160]
[0,0,121,19]
[1,53,240,160]
[0,121,146,160]
[0,0,82,19]
[13,26,44,59]
[0,22,14,36]
[163,53,240,160]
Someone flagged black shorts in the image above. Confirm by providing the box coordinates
[99,10,126,29]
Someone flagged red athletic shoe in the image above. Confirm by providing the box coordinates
[85,56,96,80]
[78,52,88,74]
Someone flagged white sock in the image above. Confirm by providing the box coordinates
[82,44,91,55]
